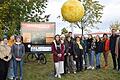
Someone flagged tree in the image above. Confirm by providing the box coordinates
[0,0,49,38]
[109,21,120,31]
[61,27,68,35]
[76,0,104,35]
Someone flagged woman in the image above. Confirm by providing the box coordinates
[11,36,25,80]
[103,33,110,69]
[52,35,64,78]
[74,36,83,72]
[60,34,67,74]
[87,34,95,70]
[0,38,12,80]
[7,35,15,80]
[81,35,88,70]
[95,35,103,69]
[64,36,76,73]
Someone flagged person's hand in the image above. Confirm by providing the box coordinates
[75,55,78,58]
[58,54,62,57]
[64,53,67,56]
[16,58,21,61]
[68,53,71,56]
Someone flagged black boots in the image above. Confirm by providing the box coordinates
[96,65,101,69]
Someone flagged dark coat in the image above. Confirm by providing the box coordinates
[51,41,64,62]
[73,42,83,57]
[95,41,104,53]
[64,41,74,56]
[110,34,118,52]
[87,38,93,50]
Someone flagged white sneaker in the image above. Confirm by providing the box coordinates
[68,71,70,74]
[91,67,95,70]
[74,71,76,74]
[87,66,92,69]
[55,74,57,78]
[58,74,61,78]
[8,77,13,80]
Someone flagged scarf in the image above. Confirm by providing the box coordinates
[0,44,11,61]
[53,40,61,54]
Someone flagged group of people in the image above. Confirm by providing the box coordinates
[0,29,120,79]
[52,29,120,78]
[0,35,25,80]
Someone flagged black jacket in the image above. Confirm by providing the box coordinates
[64,41,74,56]
[110,34,118,52]
[95,41,104,53]
[73,42,83,57]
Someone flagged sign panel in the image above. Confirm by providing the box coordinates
[21,22,55,45]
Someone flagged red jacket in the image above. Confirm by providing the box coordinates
[51,42,64,62]
[104,39,110,52]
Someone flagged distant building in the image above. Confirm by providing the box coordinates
[74,32,113,38]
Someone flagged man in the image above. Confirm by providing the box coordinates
[68,32,74,42]
[110,29,118,70]
[115,30,120,72]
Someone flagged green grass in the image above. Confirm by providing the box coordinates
[23,53,120,80]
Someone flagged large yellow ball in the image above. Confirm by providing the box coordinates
[61,0,84,23]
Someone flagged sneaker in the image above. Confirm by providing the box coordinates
[96,66,99,70]
[91,67,95,70]
[20,77,23,80]
[68,71,70,74]
[98,65,101,69]
[74,71,76,74]
[58,74,61,78]
[87,66,92,69]
[104,65,108,69]
[55,74,58,78]
[14,77,18,80]
[85,67,87,70]
[8,77,14,80]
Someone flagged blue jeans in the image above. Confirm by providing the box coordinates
[84,51,88,67]
[13,59,23,80]
[96,53,101,66]
[7,59,15,79]
[88,50,95,66]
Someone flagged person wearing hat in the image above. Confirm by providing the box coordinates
[0,38,12,80]
[11,36,25,80]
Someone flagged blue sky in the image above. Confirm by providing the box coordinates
[46,0,120,34]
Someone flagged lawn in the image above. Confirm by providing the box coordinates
[23,53,120,80]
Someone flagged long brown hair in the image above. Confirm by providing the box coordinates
[54,34,61,44]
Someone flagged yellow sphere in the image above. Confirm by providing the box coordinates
[61,0,84,23]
